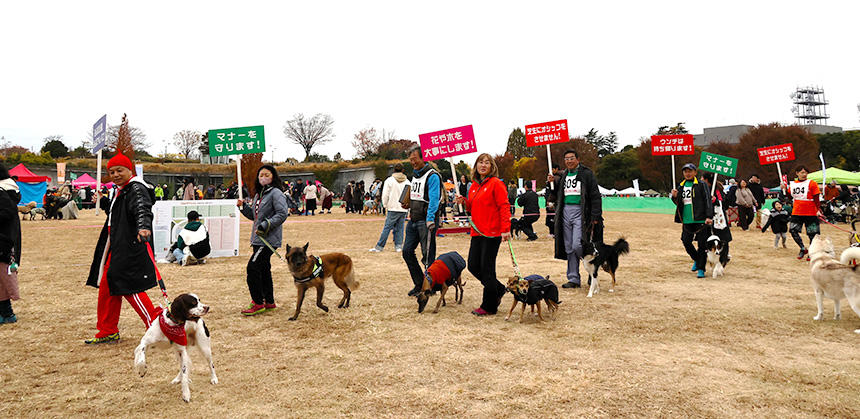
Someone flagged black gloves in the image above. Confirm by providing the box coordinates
[256,219,271,236]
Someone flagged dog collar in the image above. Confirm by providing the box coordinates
[294,256,324,283]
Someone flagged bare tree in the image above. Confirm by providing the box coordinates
[352,127,380,159]
[282,113,335,161]
[173,129,202,159]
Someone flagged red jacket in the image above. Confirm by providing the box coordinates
[466,176,511,237]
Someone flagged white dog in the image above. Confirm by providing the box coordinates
[134,293,217,402]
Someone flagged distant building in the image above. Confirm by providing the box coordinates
[694,124,842,146]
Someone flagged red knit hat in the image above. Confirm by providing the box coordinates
[107,153,134,172]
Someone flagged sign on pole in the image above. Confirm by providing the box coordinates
[208,125,266,201]
[757,143,794,184]
[699,151,739,194]
[92,114,107,153]
[525,119,569,190]
[419,125,477,211]
[56,162,66,184]
[418,125,477,162]
[651,134,695,188]
[93,114,107,215]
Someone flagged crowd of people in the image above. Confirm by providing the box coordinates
[1,149,857,333]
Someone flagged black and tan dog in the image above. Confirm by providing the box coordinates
[285,243,358,321]
[416,251,466,313]
[504,275,560,322]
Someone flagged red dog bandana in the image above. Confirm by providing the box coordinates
[155,307,187,346]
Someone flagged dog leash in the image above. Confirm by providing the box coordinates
[145,242,171,306]
[817,215,858,235]
[467,216,522,279]
[255,232,286,262]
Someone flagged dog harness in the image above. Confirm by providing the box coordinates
[154,307,187,346]
[294,256,324,283]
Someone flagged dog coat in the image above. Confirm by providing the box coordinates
[425,252,466,286]
[515,275,560,305]
[155,307,187,346]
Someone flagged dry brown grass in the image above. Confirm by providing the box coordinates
[2,210,860,418]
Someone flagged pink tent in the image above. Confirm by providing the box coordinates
[71,173,97,188]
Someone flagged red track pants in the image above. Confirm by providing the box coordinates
[95,253,157,338]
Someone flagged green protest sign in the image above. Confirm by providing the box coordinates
[208,125,265,156]
[698,151,738,177]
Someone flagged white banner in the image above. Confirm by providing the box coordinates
[152,199,241,261]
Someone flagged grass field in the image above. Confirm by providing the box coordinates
[1,209,859,418]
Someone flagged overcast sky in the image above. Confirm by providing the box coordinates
[2,1,858,164]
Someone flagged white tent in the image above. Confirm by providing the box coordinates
[616,186,639,195]
[598,186,617,196]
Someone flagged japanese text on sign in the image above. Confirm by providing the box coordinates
[698,151,738,177]
[757,143,795,165]
[418,125,477,161]
[525,119,569,147]
[650,134,695,156]
[207,125,266,157]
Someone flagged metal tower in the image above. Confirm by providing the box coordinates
[790,86,829,125]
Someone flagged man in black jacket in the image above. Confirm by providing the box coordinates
[549,150,603,288]
[671,163,714,278]
[85,154,159,344]
[516,182,540,241]
[748,174,766,229]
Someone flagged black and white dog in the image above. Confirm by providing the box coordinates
[706,235,730,278]
[134,293,217,402]
[509,217,523,239]
[583,238,630,298]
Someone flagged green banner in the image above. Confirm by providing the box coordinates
[699,151,738,177]
[208,125,265,156]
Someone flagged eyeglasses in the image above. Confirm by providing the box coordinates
[563,157,577,161]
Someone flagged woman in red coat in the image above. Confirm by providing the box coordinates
[456,153,511,316]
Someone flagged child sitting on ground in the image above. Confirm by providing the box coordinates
[761,201,789,249]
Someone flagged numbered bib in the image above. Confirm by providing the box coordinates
[790,180,811,201]
[682,186,693,205]
[564,177,581,197]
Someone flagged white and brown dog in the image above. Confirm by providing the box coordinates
[134,293,217,402]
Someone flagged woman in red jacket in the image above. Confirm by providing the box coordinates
[456,153,511,316]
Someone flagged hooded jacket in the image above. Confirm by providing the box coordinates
[382,172,410,213]
[465,176,510,237]
[240,185,289,248]
[87,177,158,295]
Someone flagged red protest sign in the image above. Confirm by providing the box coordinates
[418,125,477,161]
[757,143,795,165]
[525,119,569,147]
[650,134,695,156]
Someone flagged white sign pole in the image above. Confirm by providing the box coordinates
[546,144,554,190]
[448,157,463,216]
[671,155,677,188]
[711,172,718,195]
[776,161,783,188]
[236,155,244,201]
[95,150,102,215]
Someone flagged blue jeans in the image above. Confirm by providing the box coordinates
[402,219,437,290]
[375,211,406,249]
[172,248,185,262]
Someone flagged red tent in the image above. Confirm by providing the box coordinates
[9,163,50,183]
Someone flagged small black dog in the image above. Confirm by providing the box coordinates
[509,217,523,239]
[583,238,630,298]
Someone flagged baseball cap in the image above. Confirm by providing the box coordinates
[681,163,697,171]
